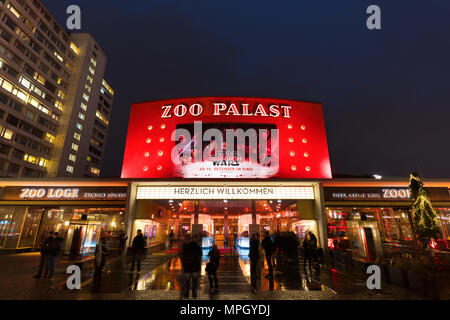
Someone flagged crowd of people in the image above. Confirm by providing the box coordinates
[31,227,322,295]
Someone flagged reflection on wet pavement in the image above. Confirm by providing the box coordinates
[130,251,329,294]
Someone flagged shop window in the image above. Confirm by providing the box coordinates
[379,208,415,242]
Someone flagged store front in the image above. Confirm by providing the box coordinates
[0,180,128,254]
[121,97,333,253]
[323,181,450,264]
[126,182,326,254]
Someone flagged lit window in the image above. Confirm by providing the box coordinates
[76,122,83,130]
[78,112,85,120]
[87,75,93,83]
[2,80,13,92]
[54,101,63,111]
[57,90,65,99]
[71,143,79,151]
[85,84,91,93]
[90,166,100,176]
[45,133,55,144]
[19,76,31,89]
[33,73,45,85]
[1,128,13,140]
[80,102,87,111]
[102,80,114,95]
[54,51,63,62]
[90,58,97,67]
[38,158,48,168]
[69,154,76,162]
[66,165,74,173]
[70,42,79,54]
[6,4,21,18]
[74,132,81,141]
[88,66,95,75]
[95,111,109,125]
[86,156,91,162]
[83,93,89,102]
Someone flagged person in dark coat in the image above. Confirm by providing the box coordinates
[118,231,127,255]
[261,231,275,279]
[303,233,314,272]
[33,231,53,279]
[249,233,260,291]
[93,236,109,287]
[206,244,220,293]
[181,236,203,299]
[168,230,175,249]
[43,232,60,279]
[130,229,146,272]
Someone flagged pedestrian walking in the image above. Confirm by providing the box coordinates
[33,231,53,279]
[302,232,314,272]
[249,233,260,291]
[181,234,202,299]
[130,229,146,272]
[43,232,60,279]
[261,231,276,279]
[118,231,127,255]
[206,244,220,293]
[93,236,109,287]
[169,230,175,249]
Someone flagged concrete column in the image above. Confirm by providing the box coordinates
[125,182,137,253]
[314,182,328,263]
[224,211,228,247]
[194,200,199,225]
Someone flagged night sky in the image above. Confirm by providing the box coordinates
[42,0,450,179]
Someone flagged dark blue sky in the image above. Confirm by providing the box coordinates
[43,0,450,178]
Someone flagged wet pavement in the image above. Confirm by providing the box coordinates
[0,249,425,300]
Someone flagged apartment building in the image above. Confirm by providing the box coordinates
[0,0,113,178]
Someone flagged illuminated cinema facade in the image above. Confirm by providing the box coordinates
[121,97,333,252]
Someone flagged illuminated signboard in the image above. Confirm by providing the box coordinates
[136,186,315,200]
[324,187,450,202]
[0,187,128,201]
[121,97,331,179]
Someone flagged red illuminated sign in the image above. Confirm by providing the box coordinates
[121,97,331,179]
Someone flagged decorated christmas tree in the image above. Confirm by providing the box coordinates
[409,172,440,241]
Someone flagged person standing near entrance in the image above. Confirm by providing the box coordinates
[302,232,314,272]
[93,236,109,287]
[33,231,53,279]
[261,231,276,279]
[118,231,127,255]
[249,233,260,291]
[206,244,220,293]
[169,230,175,249]
[181,235,202,299]
[130,229,145,272]
[43,232,60,280]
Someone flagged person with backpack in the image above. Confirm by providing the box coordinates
[206,244,220,294]
[261,231,275,279]
[130,229,146,272]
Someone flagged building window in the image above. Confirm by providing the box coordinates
[66,165,74,173]
[80,102,87,111]
[83,93,89,102]
[74,132,81,141]
[90,166,100,176]
[71,143,78,151]
[45,133,55,144]
[69,154,76,162]
[78,112,85,120]
[76,122,83,130]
